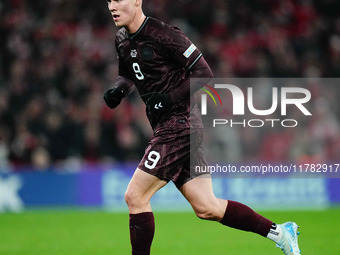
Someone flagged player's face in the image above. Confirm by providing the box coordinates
[107,0,138,29]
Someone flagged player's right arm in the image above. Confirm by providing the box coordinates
[104,31,135,109]
[103,76,134,109]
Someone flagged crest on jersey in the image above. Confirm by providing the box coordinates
[131,49,137,58]
[140,45,153,61]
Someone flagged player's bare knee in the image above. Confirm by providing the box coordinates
[194,208,220,221]
[124,189,142,208]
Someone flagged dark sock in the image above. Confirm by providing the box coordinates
[220,200,272,237]
[129,212,155,255]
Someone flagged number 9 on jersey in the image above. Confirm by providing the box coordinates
[144,150,160,169]
[132,62,144,80]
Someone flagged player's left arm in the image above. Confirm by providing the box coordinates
[141,26,213,113]
[164,26,214,103]
[169,56,213,104]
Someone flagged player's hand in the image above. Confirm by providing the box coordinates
[103,88,125,109]
[141,92,173,115]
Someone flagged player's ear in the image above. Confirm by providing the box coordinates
[135,0,142,7]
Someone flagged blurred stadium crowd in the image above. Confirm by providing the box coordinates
[0,0,340,171]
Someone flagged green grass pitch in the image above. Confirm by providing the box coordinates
[0,208,339,254]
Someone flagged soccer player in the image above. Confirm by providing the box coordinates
[103,0,301,254]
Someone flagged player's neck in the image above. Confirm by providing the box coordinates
[126,12,146,34]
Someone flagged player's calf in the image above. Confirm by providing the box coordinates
[220,200,273,237]
[129,212,155,255]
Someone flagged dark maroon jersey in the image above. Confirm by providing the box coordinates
[115,17,203,131]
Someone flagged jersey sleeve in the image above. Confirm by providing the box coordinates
[115,40,131,79]
[169,56,213,103]
[161,26,202,71]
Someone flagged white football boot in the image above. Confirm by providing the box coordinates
[275,222,301,255]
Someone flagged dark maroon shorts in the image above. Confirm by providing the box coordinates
[138,128,208,189]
